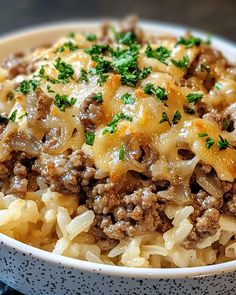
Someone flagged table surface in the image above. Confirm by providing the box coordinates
[0,0,236,294]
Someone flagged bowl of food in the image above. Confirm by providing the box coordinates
[0,16,236,295]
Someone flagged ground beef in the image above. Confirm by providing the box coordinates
[7,162,28,195]
[33,150,96,195]
[2,52,34,79]
[225,182,236,215]
[87,184,172,240]
[26,88,53,126]
[79,95,103,132]
[195,101,208,118]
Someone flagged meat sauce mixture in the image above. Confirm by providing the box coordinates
[0,17,236,251]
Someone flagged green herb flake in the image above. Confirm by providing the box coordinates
[171,56,189,69]
[206,137,215,149]
[80,68,88,82]
[54,57,74,83]
[92,92,103,103]
[18,79,39,95]
[185,107,195,114]
[217,135,230,150]
[54,94,76,111]
[159,112,171,126]
[86,33,97,42]
[85,131,95,146]
[18,112,28,120]
[215,82,222,90]
[198,132,208,137]
[103,112,132,135]
[172,110,182,124]
[115,31,137,46]
[145,45,171,65]
[120,93,135,105]
[67,32,75,38]
[55,41,78,53]
[47,85,55,93]
[118,144,125,160]
[9,110,17,122]
[7,91,14,100]
[144,83,168,101]
[176,36,202,48]
[186,92,203,103]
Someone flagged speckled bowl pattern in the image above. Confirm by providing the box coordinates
[0,21,236,295]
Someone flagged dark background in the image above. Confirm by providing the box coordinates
[0,0,236,294]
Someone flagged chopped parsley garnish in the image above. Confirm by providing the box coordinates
[55,41,78,53]
[118,144,125,160]
[186,92,203,103]
[159,112,171,126]
[54,94,76,111]
[185,107,195,114]
[171,56,189,68]
[111,45,151,86]
[90,55,112,85]
[9,110,17,122]
[47,85,55,93]
[84,44,109,58]
[0,115,9,123]
[217,135,229,150]
[206,137,215,149]
[67,32,75,38]
[86,33,97,42]
[92,92,103,103]
[198,132,208,137]
[54,57,74,83]
[144,83,168,101]
[39,66,59,84]
[145,45,171,65]
[18,79,39,95]
[85,131,95,146]
[103,112,132,134]
[80,68,88,82]
[120,93,135,105]
[172,110,182,124]
[215,82,222,90]
[18,112,27,120]
[176,36,202,48]
[115,31,137,46]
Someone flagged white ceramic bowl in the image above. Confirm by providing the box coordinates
[0,20,236,295]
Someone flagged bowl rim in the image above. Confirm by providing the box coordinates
[0,19,236,279]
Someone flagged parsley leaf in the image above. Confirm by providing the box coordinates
[171,56,189,68]
[54,57,74,83]
[115,31,137,46]
[9,110,17,122]
[54,94,76,111]
[172,110,182,124]
[186,92,203,103]
[185,107,195,114]
[144,83,168,101]
[18,79,39,95]
[120,93,135,105]
[67,32,75,38]
[215,82,222,90]
[198,132,208,137]
[47,85,55,93]
[223,118,229,131]
[119,144,125,160]
[85,131,95,146]
[80,68,88,82]
[92,92,103,103]
[145,45,171,65]
[217,135,229,150]
[90,55,112,85]
[55,41,78,53]
[86,33,97,42]
[84,44,109,58]
[206,137,215,149]
[159,112,171,126]
[103,112,132,135]
[176,36,202,48]
[18,112,27,120]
